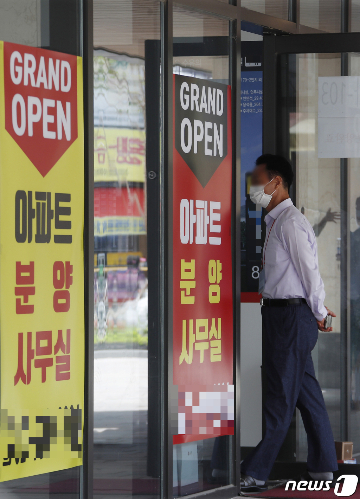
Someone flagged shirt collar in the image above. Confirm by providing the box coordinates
[264,198,293,225]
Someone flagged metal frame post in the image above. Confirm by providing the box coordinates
[82,0,94,497]
[230,0,242,494]
[163,0,173,496]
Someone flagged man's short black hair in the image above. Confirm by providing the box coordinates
[255,154,294,190]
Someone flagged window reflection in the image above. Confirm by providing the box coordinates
[93,1,161,496]
[93,50,151,492]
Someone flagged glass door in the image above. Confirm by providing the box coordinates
[93,3,162,498]
[93,1,241,498]
[168,4,240,497]
[263,32,360,476]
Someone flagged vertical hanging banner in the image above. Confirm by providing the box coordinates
[173,75,233,445]
[0,42,84,481]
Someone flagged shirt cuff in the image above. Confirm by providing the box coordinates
[314,306,327,322]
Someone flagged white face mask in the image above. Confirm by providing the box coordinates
[249,178,276,209]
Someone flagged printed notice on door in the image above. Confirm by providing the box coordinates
[318,76,360,158]
[0,41,84,481]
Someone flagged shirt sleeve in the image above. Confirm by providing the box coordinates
[281,218,328,321]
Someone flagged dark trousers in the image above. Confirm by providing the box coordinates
[241,303,338,481]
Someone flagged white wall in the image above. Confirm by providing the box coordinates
[240,303,262,447]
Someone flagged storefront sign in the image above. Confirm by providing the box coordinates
[173,75,234,445]
[94,127,145,183]
[94,186,146,236]
[0,42,84,481]
[94,216,146,236]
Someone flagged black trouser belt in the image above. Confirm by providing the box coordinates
[261,298,307,307]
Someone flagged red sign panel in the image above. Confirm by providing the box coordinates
[173,75,234,445]
[4,42,78,177]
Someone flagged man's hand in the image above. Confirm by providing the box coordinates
[317,306,336,332]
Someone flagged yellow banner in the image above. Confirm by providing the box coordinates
[0,42,84,481]
[94,127,145,183]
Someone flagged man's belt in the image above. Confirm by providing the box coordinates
[260,297,307,307]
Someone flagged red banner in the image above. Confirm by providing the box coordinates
[172,75,233,444]
[4,42,78,177]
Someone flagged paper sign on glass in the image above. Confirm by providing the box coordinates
[318,76,360,158]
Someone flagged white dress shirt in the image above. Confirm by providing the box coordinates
[262,198,327,321]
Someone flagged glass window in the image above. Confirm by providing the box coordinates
[291,53,342,456]
[0,0,47,47]
[93,0,161,498]
[241,0,288,21]
[300,0,341,32]
[279,51,360,461]
[348,53,360,452]
[0,0,82,497]
[351,0,360,32]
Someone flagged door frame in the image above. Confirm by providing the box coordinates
[84,1,341,498]
[263,31,360,468]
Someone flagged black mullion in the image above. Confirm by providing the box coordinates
[275,32,360,54]
[145,39,162,482]
[82,0,94,497]
[230,1,242,493]
[340,47,350,443]
[163,0,173,497]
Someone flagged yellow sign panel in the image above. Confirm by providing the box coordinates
[94,127,145,183]
[0,42,84,480]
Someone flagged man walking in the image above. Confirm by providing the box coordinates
[241,154,338,492]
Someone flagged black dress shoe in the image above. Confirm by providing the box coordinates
[240,474,268,493]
